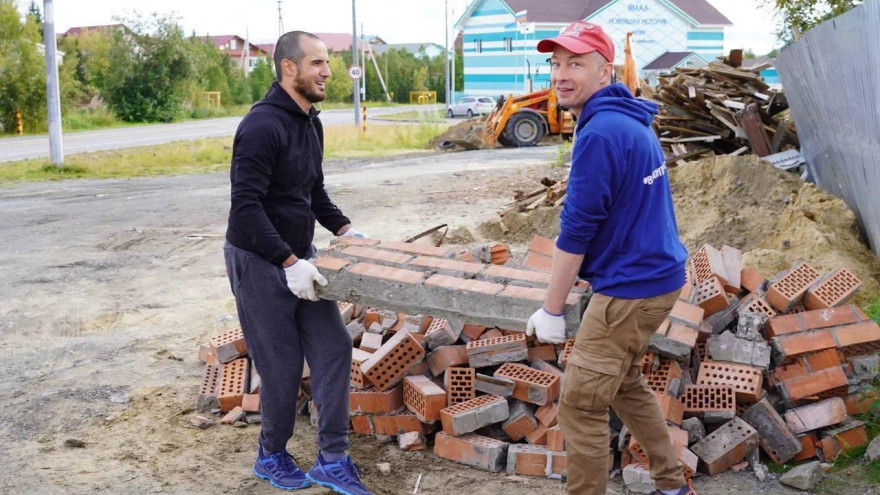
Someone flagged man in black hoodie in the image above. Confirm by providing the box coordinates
[224,31,372,495]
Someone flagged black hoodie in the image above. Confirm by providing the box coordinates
[226,81,350,264]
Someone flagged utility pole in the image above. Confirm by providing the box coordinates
[451,5,455,101]
[361,22,366,101]
[42,0,63,166]
[444,0,450,109]
[277,1,283,39]
[351,0,360,125]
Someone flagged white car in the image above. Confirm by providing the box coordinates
[447,96,496,118]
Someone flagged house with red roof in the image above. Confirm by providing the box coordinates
[207,35,272,75]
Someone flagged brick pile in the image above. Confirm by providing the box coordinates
[195,237,879,483]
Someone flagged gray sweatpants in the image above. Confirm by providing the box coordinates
[224,241,352,454]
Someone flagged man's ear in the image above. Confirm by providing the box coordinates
[282,58,298,81]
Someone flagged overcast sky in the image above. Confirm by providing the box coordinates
[19,0,781,55]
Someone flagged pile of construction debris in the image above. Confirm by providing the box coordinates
[641,60,799,166]
[194,236,879,490]
[499,177,568,217]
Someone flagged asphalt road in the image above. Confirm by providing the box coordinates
[0,104,445,162]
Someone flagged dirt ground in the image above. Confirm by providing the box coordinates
[0,146,877,495]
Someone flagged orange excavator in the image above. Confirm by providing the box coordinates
[445,32,639,149]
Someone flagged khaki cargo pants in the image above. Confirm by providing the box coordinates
[558,288,684,494]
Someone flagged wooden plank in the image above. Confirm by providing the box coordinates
[738,103,772,157]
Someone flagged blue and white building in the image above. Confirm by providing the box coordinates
[455,0,732,97]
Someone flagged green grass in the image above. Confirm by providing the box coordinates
[375,109,447,121]
[316,100,402,111]
[0,122,447,183]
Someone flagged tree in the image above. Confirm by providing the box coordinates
[27,0,41,38]
[0,0,47,132]
[104,13,193,122]
[248,57,274,102]
[324,54,352,102]
[760,0,862,43]
[743,48,756,59]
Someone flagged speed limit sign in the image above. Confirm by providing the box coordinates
[348,65,363,80]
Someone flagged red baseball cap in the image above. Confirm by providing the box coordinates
[537,21,615,62]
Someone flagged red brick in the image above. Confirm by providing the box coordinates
[528,236,555,256]
[831,321,880,357]
[739,294,778,319]
[360,330,426,391]
[427,345,468,376]
[502,406,538,442]
[766,305,866,338]
[770,360,810,385]
[656,392,684,425]
[843,389,879,415]
[403,375,446,423]
[525,423,549,445]
[816,437,840,462]
[740,266,767,294]
[221,406,245,425]
[666,321,700,348]
[680,268,694,302]
[629,427,694,478]
[444,367,476,405]
[198,344,218,365]
[209,327,247,364]
[690,417,758,475]
[766,262,821,313]
[411,256,483,274]
[804,267,862,310]
[197,364,221,412]
[696,361,763,403]
[483,265,552,285]
[693,277,728,316]
[341,245,412,264]
[350,385,404,414]
[681,385,736,413]
[348,262,426,285]
[489,243,511,265]
[509,444,551,476]
[779,366,849,405]
[646,359,684,394]
[241,393,260,413]
[829,422,869,452]
[314,255,352,272]
[668,300,705,329]
[359,332,383,353]
[335,237,380,247]
[495,362,560,406]
[399,431,427,451]
[440,394,508,436]
[424,274,503,295]
[690,244,729,287]
[433,432,508,472]
[783,397,848,434]
[351,348,372,389]
[377,240,450,257]
[372,412,427,436]
[535,402,558,428]
[466,333,528,367]
[461,324,487,341]
[558,339,574,369]
[479,328,504,340]
[350,415,374,435]
[547,426,565,451]
[361,308,382,330]
[793,432,819,461]
[523,251,553,272]
[803,348,843,371]
[772,329,837,363]
[528,344,557,362]
[217,358,249,411]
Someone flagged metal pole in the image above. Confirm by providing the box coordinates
[451,5,455,101]
[444,0,450,108]
[43,0,64,166]
[361,23,366,101]
[351,0,360,125]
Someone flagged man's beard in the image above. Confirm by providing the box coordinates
[294,74,326,103]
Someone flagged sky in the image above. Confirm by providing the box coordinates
[18,0,781,55]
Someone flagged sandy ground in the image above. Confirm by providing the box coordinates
[0,145,875,495]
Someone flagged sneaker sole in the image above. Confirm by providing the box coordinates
[253,467,312,490]
[306,475,366,495]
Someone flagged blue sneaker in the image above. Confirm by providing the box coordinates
[306,452,373,495]
[253,446,312,490]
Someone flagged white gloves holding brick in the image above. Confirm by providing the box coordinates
[284,259,328,301]
[526,307,568,344]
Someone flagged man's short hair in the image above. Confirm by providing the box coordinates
[274,31,321,81]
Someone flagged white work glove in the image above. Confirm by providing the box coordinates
[526,307,567,344]
[284,259,328,301]
[339,227,366,238]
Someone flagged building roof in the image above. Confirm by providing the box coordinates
[643,51,698,70]
[495,0,731,25]
[313,33,386,53]
[256,43,275,58]
[61,24,127,37]
[206,35,270,57]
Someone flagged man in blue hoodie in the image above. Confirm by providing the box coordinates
[225,31,372,495]
[525,21,693,495]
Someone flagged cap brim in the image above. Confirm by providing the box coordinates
[536,36,599,55]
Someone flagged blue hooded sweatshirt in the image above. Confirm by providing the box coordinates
[556,82,688,299]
